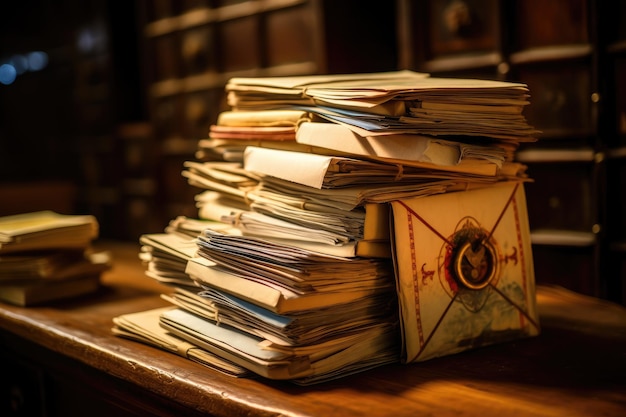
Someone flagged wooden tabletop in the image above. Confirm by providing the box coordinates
[1,240,625,417]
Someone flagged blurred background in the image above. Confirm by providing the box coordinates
[0,0,625,303]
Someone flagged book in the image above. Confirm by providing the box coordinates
[0,211,99,254]
[0,274,101,306]
[389,182,540,363]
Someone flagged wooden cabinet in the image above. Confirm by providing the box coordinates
[397,0,625,304]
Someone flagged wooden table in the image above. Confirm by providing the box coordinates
[1,240,625,417]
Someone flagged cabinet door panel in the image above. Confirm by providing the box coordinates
[517,62,592,138]
[427,0,500,58]
[152,95,183,139]
[525,162,595,232]
[181,25,216,77]
[513,0,588,49]
[266,6,315,67]
[218,16,261,72]
[151,33,180,80]
[182,89,223,139]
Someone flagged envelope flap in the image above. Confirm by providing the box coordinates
[390,182,540,363]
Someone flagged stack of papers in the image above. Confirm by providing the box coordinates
[112,306,250,377]
[138,231,200,290]
[116,220,255,377]
[243,145,501,188]
[226,70,539,143]
[182,71,539,260]
[0,211,107,306]
[118,216,400,384]
[159,305,397,383]
[190,228,393,313]
[225,70,429,111]
[167,226,400,384]
[114,70,541,384]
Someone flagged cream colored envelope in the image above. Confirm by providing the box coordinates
[390,182,540,363]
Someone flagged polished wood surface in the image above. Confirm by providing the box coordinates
[1,240,625,417]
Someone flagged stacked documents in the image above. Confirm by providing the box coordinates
[226,70,539,144]
[128,213,400,384]
[195,70,542,366]
[117,223,252,378]
[188,71,539,259]
[0,211,108,306]
[112,306,250,377]
[114,70,541,384]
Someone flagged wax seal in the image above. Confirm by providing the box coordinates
[445,217,498,291]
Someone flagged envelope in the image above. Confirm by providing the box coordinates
[390,182,540,363]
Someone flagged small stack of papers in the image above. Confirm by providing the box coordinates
[0,211,108,306]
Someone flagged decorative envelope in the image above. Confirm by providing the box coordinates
[390,182,540,363]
